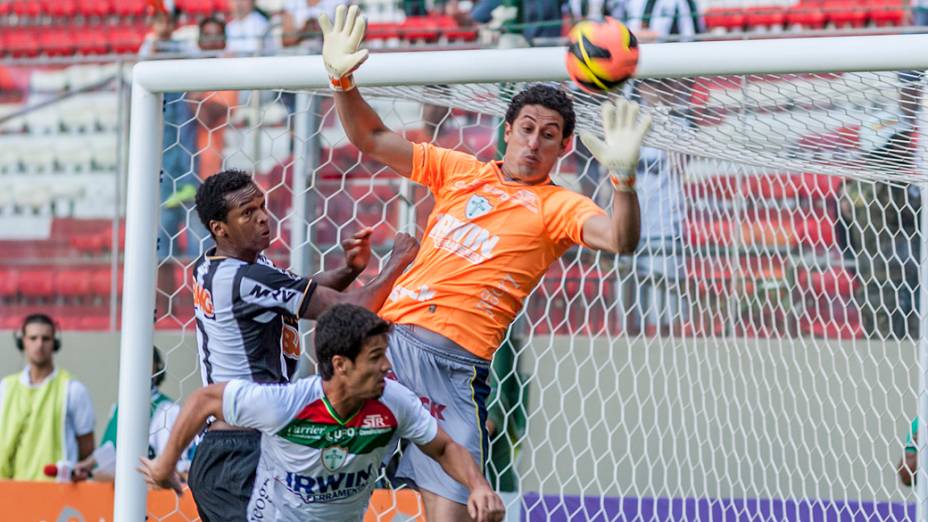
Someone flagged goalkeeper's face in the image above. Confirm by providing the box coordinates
[502,105,570,184]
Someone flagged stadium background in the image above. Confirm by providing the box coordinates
[0,0,925,519]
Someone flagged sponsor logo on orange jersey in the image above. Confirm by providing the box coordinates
[428,214,500,264]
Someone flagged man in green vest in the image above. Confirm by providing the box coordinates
[0,313,95,481]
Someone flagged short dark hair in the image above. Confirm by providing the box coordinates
[195,169,255,236]
[315,304,391,380]
[505,84,576,139]
[198,16,226,35]
[22,313,56,333]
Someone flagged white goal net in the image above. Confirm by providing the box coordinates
[124,37,928,522]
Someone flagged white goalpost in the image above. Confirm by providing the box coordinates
[118,35,928,522]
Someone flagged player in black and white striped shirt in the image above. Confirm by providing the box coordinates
[186,169,419,521]
[570,0,702,42]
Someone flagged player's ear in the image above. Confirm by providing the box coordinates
[209,219,226,239]
[560,134,571,155]
[503,121,512,144]
[331,354,349,376]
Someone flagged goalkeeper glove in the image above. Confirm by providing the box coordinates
[579,99,652,193]
[319,5,369,91]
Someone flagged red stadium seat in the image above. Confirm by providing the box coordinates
[39,30,77,57]
[178,0,216,17]
[19,269,56,299]
[78,0,112,17]
[825,1,868,27]
[869,0,906,26]
[785,3,827,29]
[744,6,786,30]
[109,27,145,54]
[75,29,109,55]
[113,0,146,17]
[91,268,123,297]
[5,31,41,58]
[794,216,835,248]
[704,8,746,32]
[797,267,855,298]
[401,16,442,43]
[12,0,42,17]
[56,270,92,298]
[44,0,78,17]
[0,270,20,299]
[367,23,402,43]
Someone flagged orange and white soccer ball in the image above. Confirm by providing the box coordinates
[566,17,640,93]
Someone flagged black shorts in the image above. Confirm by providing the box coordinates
[187,429,261,522]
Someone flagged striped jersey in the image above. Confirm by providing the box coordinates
[192,249,317,385]
[222,377,437,521]
[611,0,702,41]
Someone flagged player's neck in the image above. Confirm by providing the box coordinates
[214,244,260,263]
[321,380,364,422]
[499,161,550,186]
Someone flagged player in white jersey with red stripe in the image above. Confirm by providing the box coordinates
[140,304,504,522]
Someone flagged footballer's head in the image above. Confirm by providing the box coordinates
[315,304,392,399]
[501,84,575,185]
[195,169,272,258]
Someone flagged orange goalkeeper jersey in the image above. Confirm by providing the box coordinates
[378,143,606,360]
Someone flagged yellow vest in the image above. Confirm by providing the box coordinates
[0,369,71,481]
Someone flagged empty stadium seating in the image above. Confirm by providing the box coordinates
[705,0,908,33]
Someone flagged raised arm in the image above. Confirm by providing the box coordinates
[320,5,415,176]
[138,383,227,494]
[417,427,505,522]
[301,232,419,319]
[579,99,651,254]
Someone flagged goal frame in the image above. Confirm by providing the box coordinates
[117,34,928,522]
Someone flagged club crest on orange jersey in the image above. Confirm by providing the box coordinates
[193,283,215,318]
[465,195,492,219]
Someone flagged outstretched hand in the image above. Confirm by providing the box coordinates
[579,98,652,191]
[319,5,369,81]
[138,457,184,495]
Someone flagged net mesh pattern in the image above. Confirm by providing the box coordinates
[145,69,925,520]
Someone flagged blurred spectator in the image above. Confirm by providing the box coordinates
[567,0,703,40]
[840,129,920,340]
[193,17,235,181]
[470,0,562,45]
[899,4,927,131]
[626,145,685,336]
[140,9,210,315]
[197,15,228,52]
[899,416,918,487]
[76,347,193,482]
[140,7,195,55]
[0,314,95,481]
[226,0,277,55]
[281,0,346,47]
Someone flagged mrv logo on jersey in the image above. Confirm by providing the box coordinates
[285,464,375,503]
[242,279,300,306]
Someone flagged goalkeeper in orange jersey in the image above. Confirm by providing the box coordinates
[319,6,651,520]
